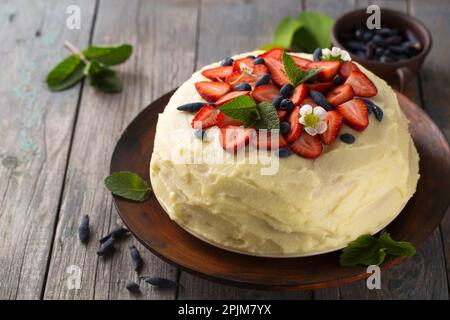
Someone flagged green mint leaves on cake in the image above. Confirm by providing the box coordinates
[282,52,321,87]
[261,11,334,53]
[340,231,416,267]
[220,95,279,130]
[47,41,132,93]
[105,171,151,202]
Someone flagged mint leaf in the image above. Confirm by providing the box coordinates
[378,232,416,257]
[219,95,258,127]
[282,52,321,87]
[47,54,86,91]
[340,232,416,267]
[297,11,334,49]
[105,171,150,202]
[272,17,303,49]
[83,44,133,66]
[255,102,280,130]
[88,61,123,93]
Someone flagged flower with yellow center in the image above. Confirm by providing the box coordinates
[299,105,328,136]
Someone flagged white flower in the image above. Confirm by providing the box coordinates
[239,62,253,75]
[322,46,351,61]
[299,105,328,136]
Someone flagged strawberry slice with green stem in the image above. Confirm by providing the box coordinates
[336,98,369,131]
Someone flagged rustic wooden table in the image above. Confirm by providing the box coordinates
[0,0,449,300]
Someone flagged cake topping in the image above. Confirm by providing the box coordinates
[181,49,383,159]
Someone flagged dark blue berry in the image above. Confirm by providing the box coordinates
[305,74,318,84]
[253,57,265,65]
[126,281,140,293]
[255,73,271,87]
[280,83,294,98]
[362,98,383,121]
[246,55,256,59]
[130,245,143,272]
[194,129,206,140]
[340,133,355,144]
[234,82,251,91]
[279,99,294,112]
[276,148,292,158]
[310,90,332,111]
[144,277,179,288]
[272,95,283,108]
[177,102,208,112]
[99,227,129,244]
[313,48,322,61]
[333,74,344,87]
[78,215,89,244]
[220,57,233,66]
[280,121,291,135]
[97,237,115,257]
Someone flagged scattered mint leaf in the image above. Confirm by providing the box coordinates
[88,61,123,93]
[219,95,258,127]
[83,44,133,66]
[378,232,416,257]
[255,102,280,130]
[46,54,86,91]
[340,232,416,267]
[272,17,303,49]
[105,171,150,202]
[297,11,334,49]
[282,52,321,87]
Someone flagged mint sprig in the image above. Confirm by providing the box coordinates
[105,171,151,202]
[219,95,259,127]
[339,231,416,267]
[282,52,320,87]
[255,102,280,130]
[46,41,133,93]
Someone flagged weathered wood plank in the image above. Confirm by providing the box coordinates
[0,0,96,300]
[411,0,450,292]
[178,0,314,299]
[43,0,199,300]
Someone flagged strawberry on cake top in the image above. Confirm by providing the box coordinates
[150,48,420,257]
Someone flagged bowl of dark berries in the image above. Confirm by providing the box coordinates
[332,8,431,88]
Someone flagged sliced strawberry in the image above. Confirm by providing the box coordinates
[344,70,378,97]
[290,84,308,105]
[326,84,354,107]
[258,48,284,60]
[285,106,302,143]
[225,64,268,88]
[306,82,333,94]
[277,110,287,121]
[291,55,311,69]
[307,60,341,81]
[216,112,243,127]
[336,98,369,131]
[201,66,233,80]
[253,132,288,150]
[339,61,360,79]
[300,97,319,107]
[251,83,279,103]
[195,81,232,102]
[191,105,218,129]
[320,111,343,145]
[219,126,254,152]
[215,90,250,106]
[290,133,323,159]
[232,57,254,72]
[264,57,290,87]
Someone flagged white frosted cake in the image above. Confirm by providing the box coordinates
[150,48,419,256]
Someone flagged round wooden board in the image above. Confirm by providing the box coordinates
[110,90,450,291]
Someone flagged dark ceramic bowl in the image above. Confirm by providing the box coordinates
[331,8,432,92]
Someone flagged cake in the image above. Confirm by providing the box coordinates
[150,48,420,257]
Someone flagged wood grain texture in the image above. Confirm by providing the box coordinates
[0,0,96,300]
[411,0,450,292]
[43,0,199,300]
[179,0,313,299]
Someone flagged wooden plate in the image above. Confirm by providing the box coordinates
[110,90,450,291]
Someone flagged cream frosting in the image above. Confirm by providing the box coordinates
[150,50,420,257]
